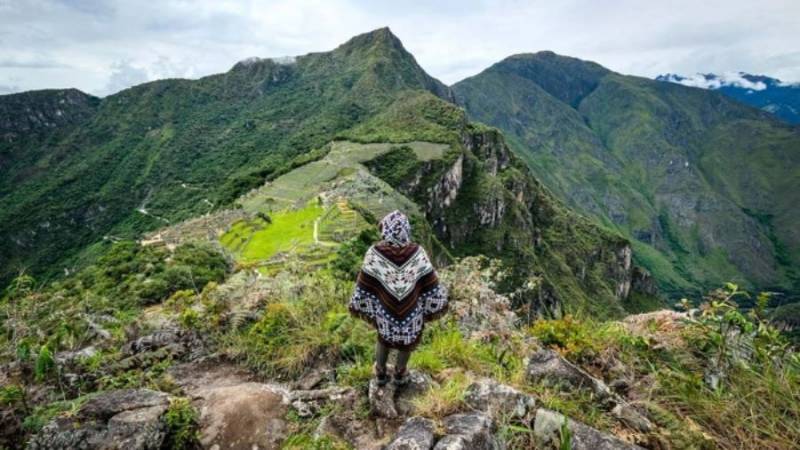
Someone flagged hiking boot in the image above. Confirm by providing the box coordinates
[393,367,409,387]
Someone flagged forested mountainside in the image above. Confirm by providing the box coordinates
[2,28,799,450]
[0,27,450,288]
[453,52,800,300]
[0,28,653,316]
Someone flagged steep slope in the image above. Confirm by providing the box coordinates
[0,28,452,286]
[146,89,657,317]
[0,88,100,179]
[657,72,800,124]
[453,52,800,299]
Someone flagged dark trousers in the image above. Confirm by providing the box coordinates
[375,340,411,372]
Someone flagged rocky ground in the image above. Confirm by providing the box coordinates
[3,256,796,449]
[8,266,668,450]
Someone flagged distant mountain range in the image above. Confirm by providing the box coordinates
[455,54,800,299]
[0,28,653,317]
[657,72,800,124]
[2,28,799,305]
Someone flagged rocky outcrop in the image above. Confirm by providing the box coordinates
[385,417,436,450]
[193,382,288,450]
[464,378,536,421]
[369,369,435,418]
[526,349,613,399]
[527,349,653,433]
[534,409,645,450]
[429,154,463,212]
[169,361,291,450]
[433,412,501,450]
[28,389,170,450]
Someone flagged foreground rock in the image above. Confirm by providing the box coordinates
[170,361,290,450]
[369,369,434,418]
[534,409,644,450]
[464,378,536,421]
[526,349,612,399]
[385,416,436,450]
[433,412,501,450]
[29,389,170,450]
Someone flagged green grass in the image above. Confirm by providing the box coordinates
[231,201,323,262]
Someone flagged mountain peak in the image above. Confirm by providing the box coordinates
[334,26,404,56]
[485,51,610,107]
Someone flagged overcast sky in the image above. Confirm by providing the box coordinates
[1,0,798,96]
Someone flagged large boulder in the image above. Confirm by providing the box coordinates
[433,412,501,450]
[526,349,612,399]
[193,381,289,450]
[169,361,291,450]
[464,378,536,421]
[385,416,436,450]
[28,389,170,450]
[533,409,645,450]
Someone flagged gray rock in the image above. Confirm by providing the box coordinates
[533,409,644,450]
[386,416,436,450]
[122,329,181,355]
[611,403,653,433]
[192,381,289,450]
[464,378,536,420]
[433,412,501,450]
[28,389,170,450]
[368,378,398,418]
[80,389,169,420]
[526,349,612,399]
[395,371,435,416]
[368,369,433,418]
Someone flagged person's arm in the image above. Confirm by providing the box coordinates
[348,246,376,324]
[420,249,448,321]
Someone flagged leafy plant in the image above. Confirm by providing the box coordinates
[163,397,200,450]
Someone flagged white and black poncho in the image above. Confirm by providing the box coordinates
[348,211,448,349]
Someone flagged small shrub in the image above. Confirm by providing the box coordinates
[530,316,598,361]
[163,397,199,450]
[34,345,55,382]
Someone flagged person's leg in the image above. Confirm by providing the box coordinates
[395,348,411,373]
[393,348,412,386]
[374,340,390,386]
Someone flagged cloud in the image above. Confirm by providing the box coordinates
[662,72,768,91]
[99,60,149,96]
[0,57,69,69]
[0,84,22,95]
[1,0,798,94]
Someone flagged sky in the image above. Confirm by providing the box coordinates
[1,0,798,96]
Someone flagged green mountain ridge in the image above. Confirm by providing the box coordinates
[453,51,800,299]
[2,28,800,450]
[0,27,451,285]
[0,28,654,317]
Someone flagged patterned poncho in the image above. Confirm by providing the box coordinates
[349,211,448,349]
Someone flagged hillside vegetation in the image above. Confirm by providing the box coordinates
[453,52,800,300]
[1,27,798,450]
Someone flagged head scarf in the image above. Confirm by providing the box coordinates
[379,210,411,247]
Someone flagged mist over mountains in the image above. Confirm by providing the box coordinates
[657,72,800,124]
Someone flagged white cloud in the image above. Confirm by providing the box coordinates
[99,61,149,96]
[663,72,768,91]
[0,0,798,95]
